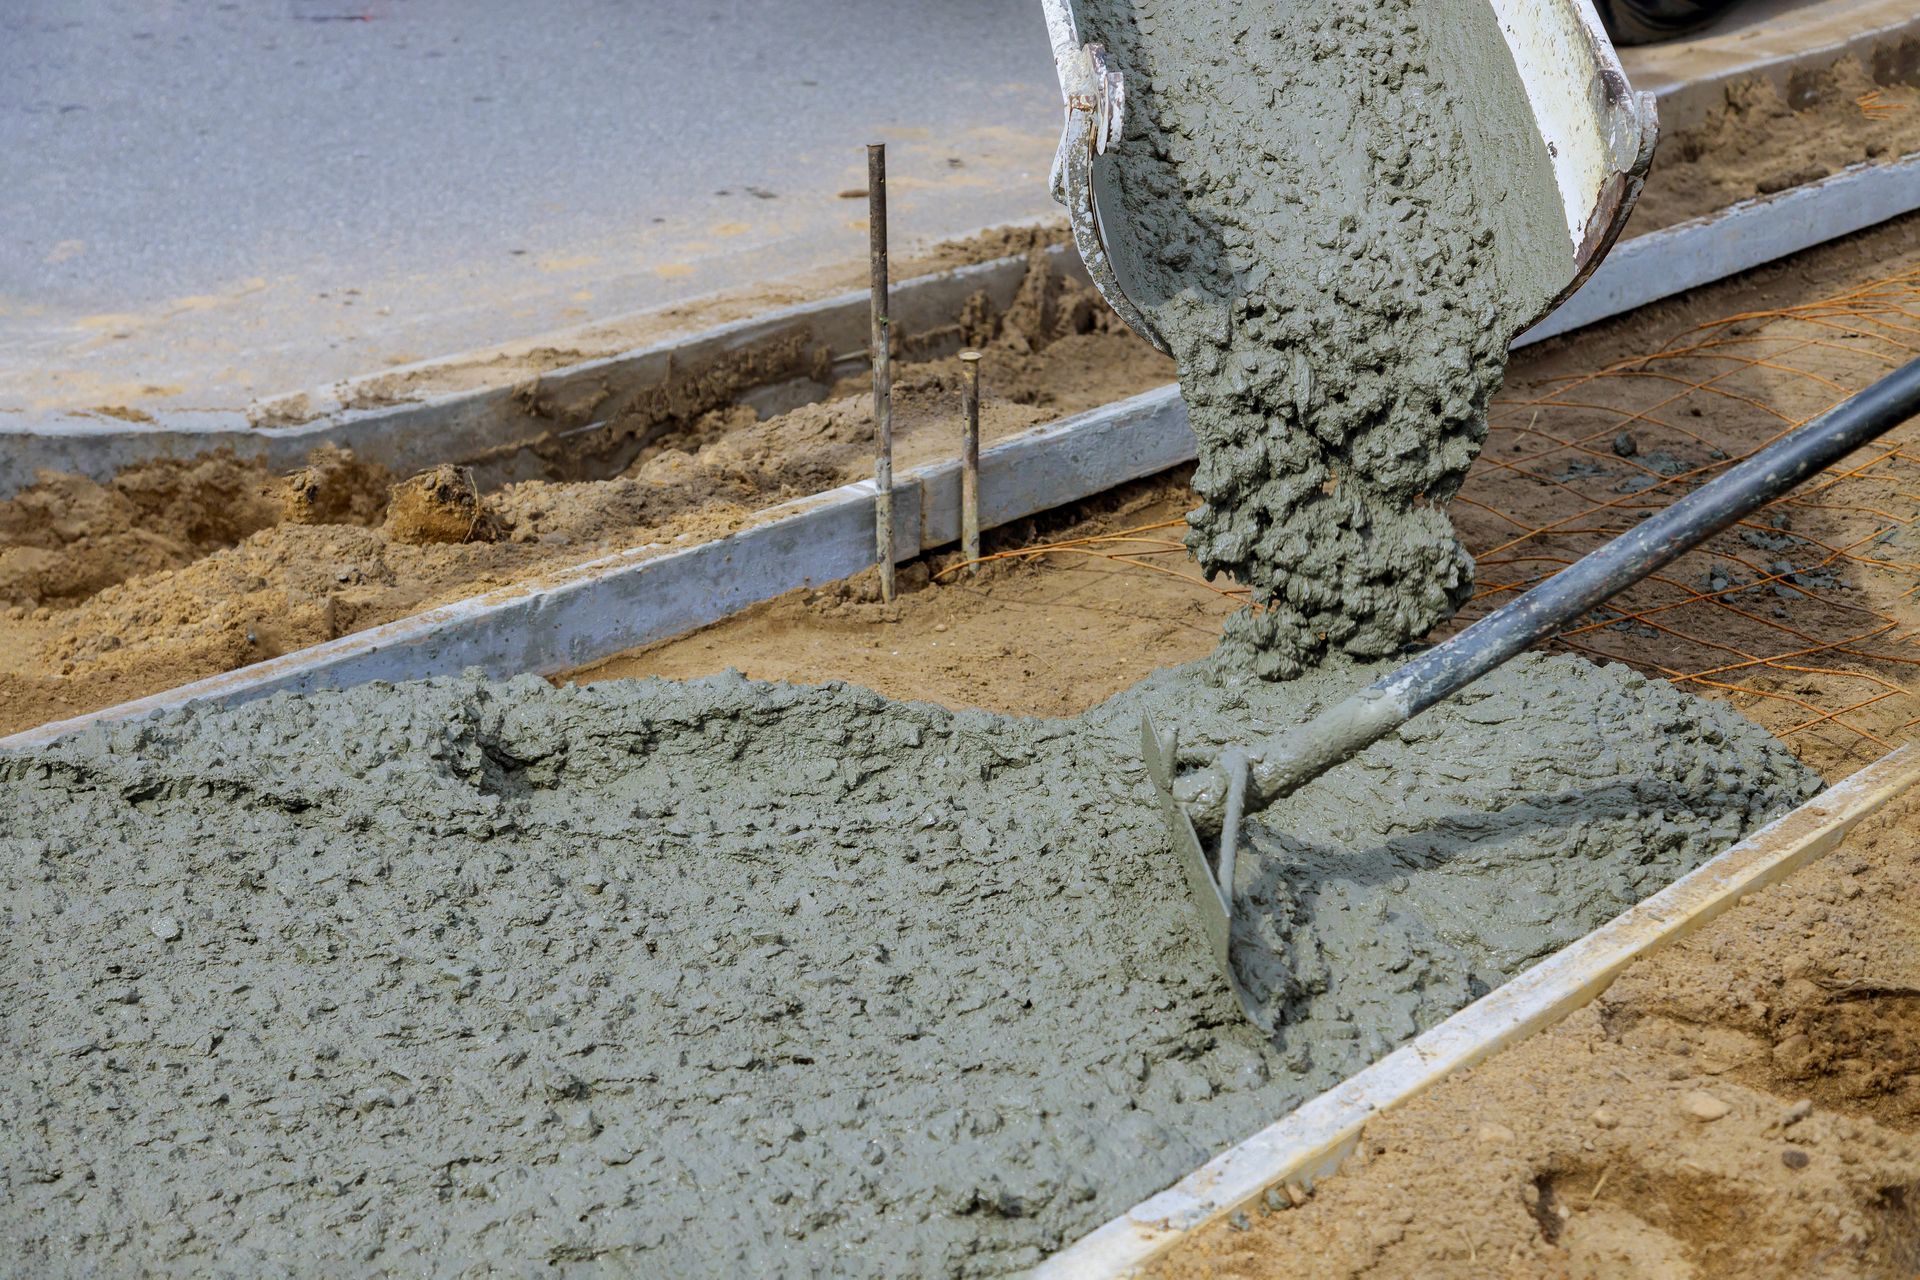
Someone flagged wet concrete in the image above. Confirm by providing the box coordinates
[1072,0,1573,677]
[0,653,1813,1275]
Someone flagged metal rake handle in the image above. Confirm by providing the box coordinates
[1176,353,1920,830]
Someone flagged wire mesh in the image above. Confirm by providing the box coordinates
[948,264,1920,770]
[1456,266,1920,770]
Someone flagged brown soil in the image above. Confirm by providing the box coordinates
[0,254,1173,734]
[280,444,392,526]
[0,452,284,606]
[381,465,496,546]
[1631,57,1920,236]
[572,474,1236,718]
[1459,214,1920,782]
[1149,787,1920,1280]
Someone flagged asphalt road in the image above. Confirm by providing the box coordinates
[0,0,1880,417]
[1,0,1063,413]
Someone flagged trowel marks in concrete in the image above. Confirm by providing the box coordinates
[1073,0,1573,677]
[0,657,1809,1275]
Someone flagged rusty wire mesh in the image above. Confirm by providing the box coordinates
[1455,266,1920,771]
[950,265,1920,771]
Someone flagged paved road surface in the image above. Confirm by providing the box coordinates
[1,0,1892,417]
[1,0,1062,413]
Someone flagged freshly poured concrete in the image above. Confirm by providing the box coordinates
[1073,0,1572,677]
[1,653,1813,1275]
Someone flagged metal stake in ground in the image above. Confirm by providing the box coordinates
[868,143,895,603]
[960,349,983,573]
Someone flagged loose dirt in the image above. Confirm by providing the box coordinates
[577,480,1235,717]
[0,253,1175,736]
[1631,57,1920,235]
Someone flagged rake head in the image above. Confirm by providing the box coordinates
[1141,713,1263,1026]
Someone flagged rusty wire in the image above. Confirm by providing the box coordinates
[932,516,1252,604]
[940,266,1920,766]
[1859,89,1906,122]
[1455,265,1920,766]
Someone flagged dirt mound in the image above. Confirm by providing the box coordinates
[281,444,392,526]
[382,465,497,546]
[0,451,284,608]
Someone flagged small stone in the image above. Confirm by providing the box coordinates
[1590,1107,1619,1130]
[1476,1122,1516,1144]
[1782,1148,1810,1170]
[1284,1181,1309,1207]
[1779,1098,1813,1129]
[933,623,949,633]
[1682,1090,1731,1122]
[1264,1187,1287,1213]
[1228,1210,1251,1232]
[150,915,182,942]
[1612,432,1637,457]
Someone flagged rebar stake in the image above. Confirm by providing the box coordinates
[867,143,895,603]
[959,349,982,573]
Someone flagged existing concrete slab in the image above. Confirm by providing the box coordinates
[0,0,1062,416]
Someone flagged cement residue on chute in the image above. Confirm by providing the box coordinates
[1071,0,1573,677]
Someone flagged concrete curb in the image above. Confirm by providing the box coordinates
[1621,0,1920,133]
[0,384,1191,752]
[0,247,1086,501]
[1521,154,1920,344]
